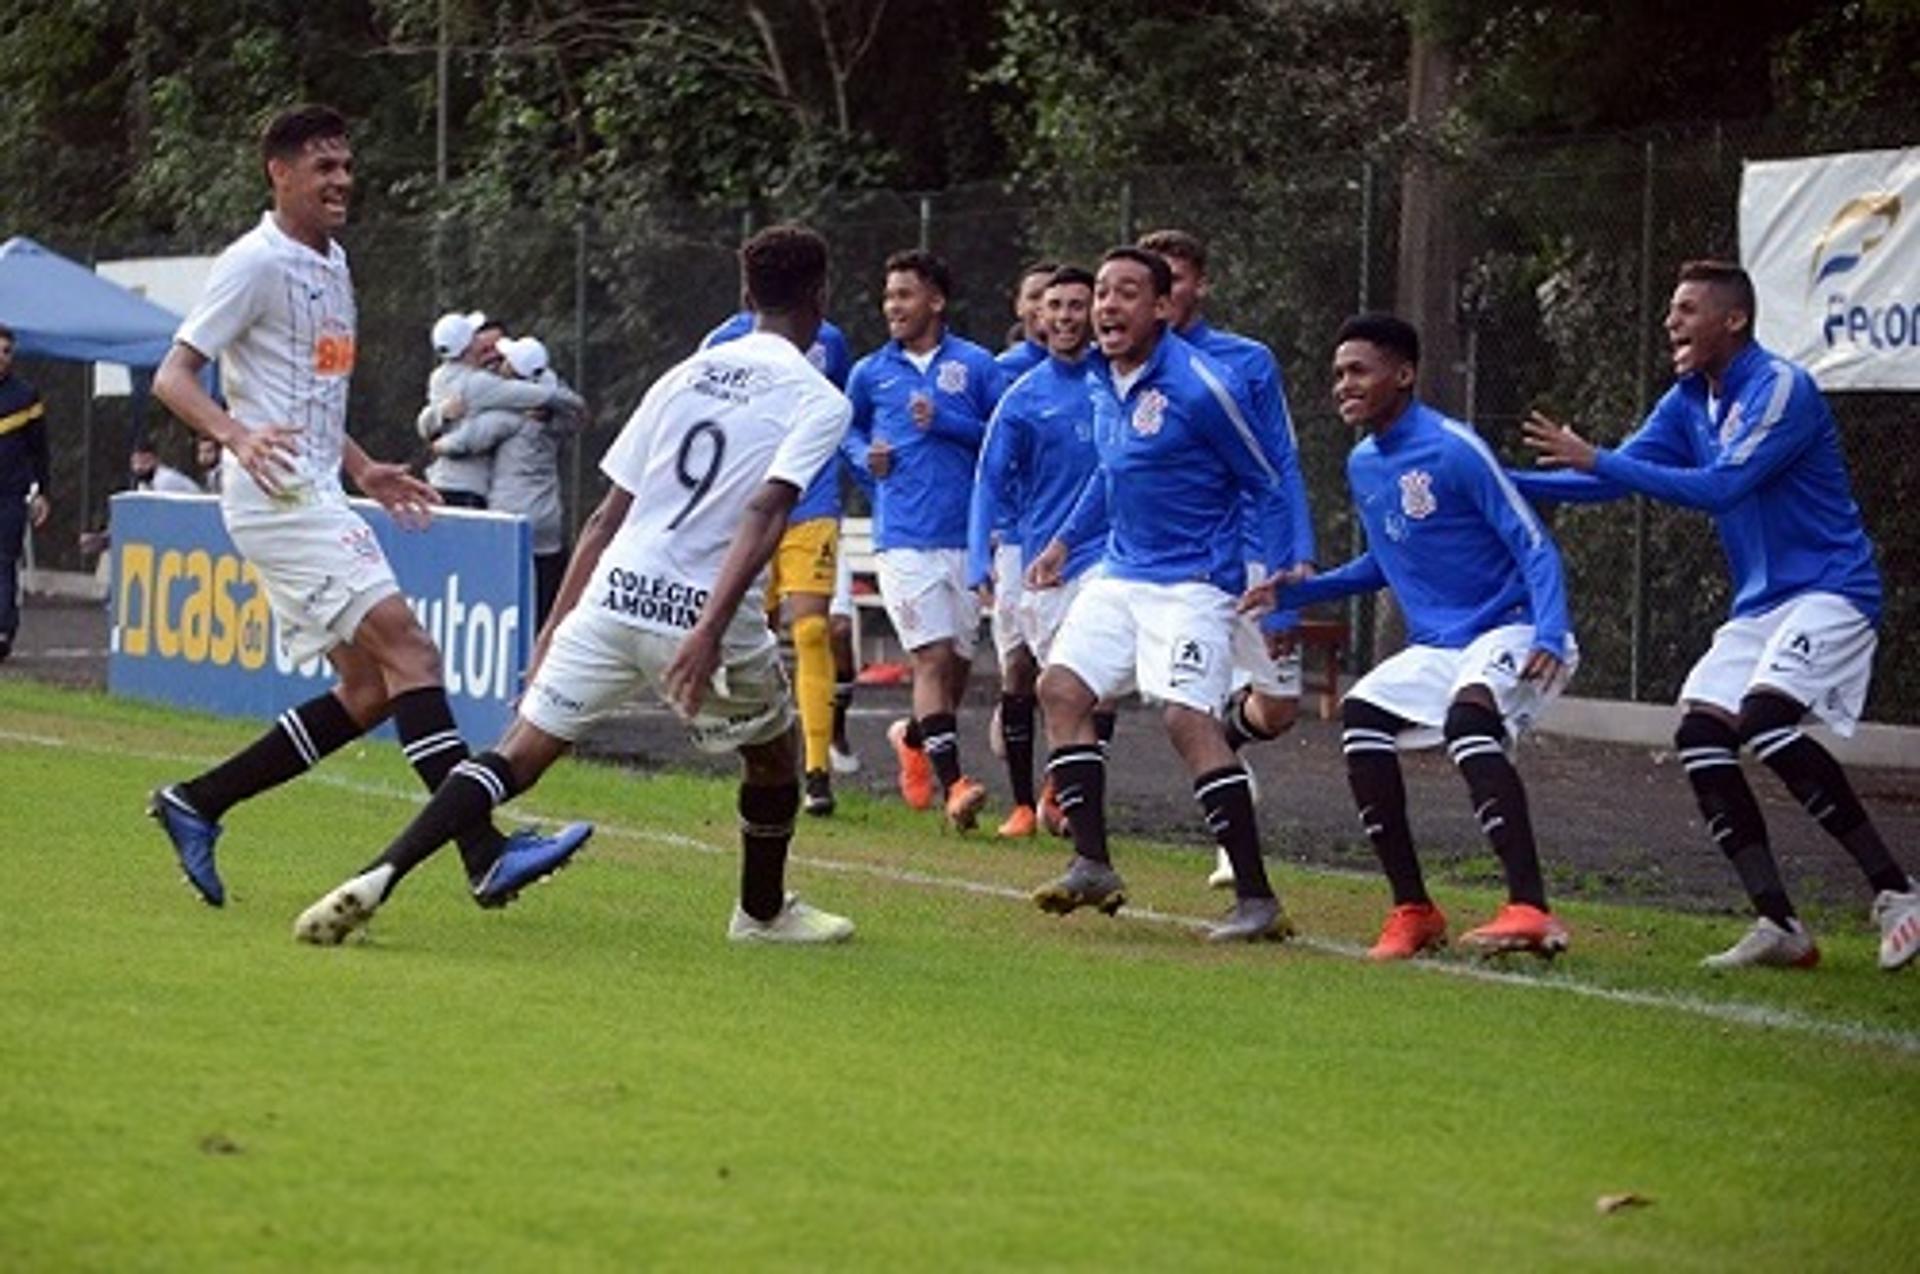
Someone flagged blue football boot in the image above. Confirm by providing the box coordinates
[148,785,226,907]
[471,822,593,910]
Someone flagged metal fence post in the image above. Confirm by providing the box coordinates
[918,194,932,250]
[1118,179,1134,244]
[1349,159,1374,672]
[1630,139,1655,700]
[570,216,588,539]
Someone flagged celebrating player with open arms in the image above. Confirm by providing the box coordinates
[1244,313,1577,960]
[1519,259,1918,971]
[148,104,581,915]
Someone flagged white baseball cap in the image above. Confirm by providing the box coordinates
[499,335,550,379]
[430,310,488,358]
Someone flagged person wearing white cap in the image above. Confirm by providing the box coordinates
[418,309,502,507]
[432,333,585,627]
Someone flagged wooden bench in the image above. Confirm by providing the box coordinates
[1294,616,1349,721]
[837,517,897,672]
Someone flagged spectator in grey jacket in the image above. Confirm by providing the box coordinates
[419,310,508,508]
[431,334,584,627]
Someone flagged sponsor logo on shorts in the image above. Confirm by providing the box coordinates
[1398,468,1437,519]
[599,566,710,629]
[936,359,969,394]
[340,523,383,563]
[1768,630,1816,674]
[1132,389,1167,437]
[1169,635,1208,686]
[532,681,584,715]
[1488,648,1520,679]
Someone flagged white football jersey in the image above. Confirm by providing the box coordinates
[594,330,850,638]
[176,212,356,515]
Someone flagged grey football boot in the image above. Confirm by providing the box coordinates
[1032,855,1128,916]
[1205,894,1295,944]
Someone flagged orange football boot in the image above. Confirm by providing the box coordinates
[1366,902,1449,961]
[997,803,1037,838]
[945,776,989,832]
[886,717,936,810]
[1038,776,1071,837]
[1458,902,1569,958]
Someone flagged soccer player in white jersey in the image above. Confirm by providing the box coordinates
[295,224,857,946]
[147,104,585,916]
[1521,260,1918,971]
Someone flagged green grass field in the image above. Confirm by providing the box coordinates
[2,680,1914,1271]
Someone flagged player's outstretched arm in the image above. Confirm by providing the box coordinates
[665,479,800,718]
[342,436,440,530]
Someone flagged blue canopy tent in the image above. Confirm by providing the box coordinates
[0,236,181,366]
[0,236,188,536]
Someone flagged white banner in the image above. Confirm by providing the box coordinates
[1739,146,1919,391]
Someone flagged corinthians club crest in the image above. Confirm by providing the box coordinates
[1398,468,1437,519]
[1132,388,1168,436]
[936,359,969,394]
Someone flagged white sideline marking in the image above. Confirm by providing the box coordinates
[5,725,1915,1055]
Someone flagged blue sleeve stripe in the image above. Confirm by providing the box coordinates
[1438,419,1544,548]
[1727,360,1795,467]
[1190,358,1278,484]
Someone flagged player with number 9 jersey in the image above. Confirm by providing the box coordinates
[588,334,851,653]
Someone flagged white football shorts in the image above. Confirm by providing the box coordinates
[1016,569,1090,666]
[520,604,793,753]
[876,546,979,660]
[828,537,855,621]
[1345,622,1577,748]
[224,501,400,665]
[1230,562,1303,698]
[1679,592,1876,737]
[990,540,1027,664]
[1047,575,1236,716]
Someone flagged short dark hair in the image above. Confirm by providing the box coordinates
[1137,228,1207,276]
[743,224,830,313]
[1677,258,1757,332]
[260,104,349,173]
[1100,246,1173,297]
[0,322,14,345]
[1336,312,1421,366]
[884,248,952,299]
[1017,260,1060,288]
[1048,265,1096,292]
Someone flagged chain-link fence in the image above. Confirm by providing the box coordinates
[21,119,1917,722]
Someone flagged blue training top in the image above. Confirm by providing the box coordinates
[1509,340,1880,623]
[1057,329,1291,596]
[967,350,1102,590]
[1281,400,1572,658]
[844,330,1006,550]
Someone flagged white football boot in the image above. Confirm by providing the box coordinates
[1871,880,1920,972]
[728,894,855,944]
[1700,916,1819,970]
[294,865,394,946]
